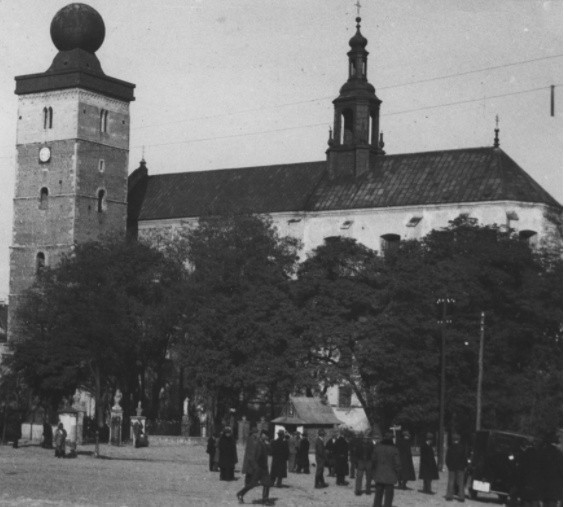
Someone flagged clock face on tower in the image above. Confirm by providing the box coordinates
[39,146,51,163]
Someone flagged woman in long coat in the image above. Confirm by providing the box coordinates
[396,430,416,489]
[218,427,238,481]
[270,430,289,487]
[419,433,439,494]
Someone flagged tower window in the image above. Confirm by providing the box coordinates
[39,187,49,210]
[43,107,53,129]
[100,109,108,133]
[98,159,105,173]
[340,109,354,145]
[97,189,106,213]
[380,233,400,254]
[36,252,46,273]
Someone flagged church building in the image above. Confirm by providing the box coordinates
[7,4,561,428]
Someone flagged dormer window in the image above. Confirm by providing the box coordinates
[341,220,353,230]
[287,218,302,225]
[407,216,422,227]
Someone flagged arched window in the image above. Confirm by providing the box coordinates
[43,107,53,129]
[36,252,46,273]
[380,233,400,254]
[340,109,354,145]
[97,189,106,213]
[100,109,108,133]
[39,187,49,210]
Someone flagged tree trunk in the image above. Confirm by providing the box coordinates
[94,364,101,458]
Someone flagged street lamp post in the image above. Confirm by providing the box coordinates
[476,311,485,431]
[436,297,454,471]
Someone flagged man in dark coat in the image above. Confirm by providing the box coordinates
[396,430,415,490]
[349,431,361,480]
[539,433,563,507]
[353,430,374,495]
[206,434,217,471]
[296,432,310,474]
[334,430,350,485]
[236,430,272,505]
[325,432,337,476]
[445,433,467,501]
[515,439,543,507]
[241,428,259,485]
[371,431,401,507]
[419,432,439,494]
[270,429,289,487]
[218,426,238,481]
[314,429,329,488]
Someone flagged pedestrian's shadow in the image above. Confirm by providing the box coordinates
[251,498,278,505]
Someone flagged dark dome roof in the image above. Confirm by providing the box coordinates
[50,3,105,53]
[349,17,368,50]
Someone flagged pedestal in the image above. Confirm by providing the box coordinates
[110,407,123,446]
[130,416,146,447]
[181,415,190,437]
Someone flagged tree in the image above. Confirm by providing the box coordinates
[296,220,562,436]
[175,214,313,428]
[8,236,185,452]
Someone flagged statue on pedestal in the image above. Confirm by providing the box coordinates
[181,397,191,437]
[136,401,143,417]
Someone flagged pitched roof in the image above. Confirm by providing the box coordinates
[129,147,560,222]
[272,396,343,426]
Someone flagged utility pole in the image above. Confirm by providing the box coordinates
[476,311,485,431]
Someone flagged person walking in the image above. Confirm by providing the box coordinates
[288,431,299,472]
[353,429,374,496]
[241,428,259,486]
[270,429,289,487]
[445,433,467,501]
[218,426,238,481]
[236,430,272,505]
[314,429,329,488]
[396,430,415,490]
[334,430,350,485]
[419,432,439,494]
[371,431,401,507]
[54,422,67,458]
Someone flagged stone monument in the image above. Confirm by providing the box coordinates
[110,389,123,446]
[130,400,147,447]
[181,397,190,437]
[197,404,208,438]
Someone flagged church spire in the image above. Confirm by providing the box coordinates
[326,15,384,180]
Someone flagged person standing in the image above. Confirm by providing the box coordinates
[539,432,563,507]
[334,431,350,485]
[54,422,67,458]
[288,431,299,472]
[238,415,250,447]
[206,433,217,471]
[325,432,337,477]
[371,431,401,507]
[314,429,329,488]
[296,432,310,474]
[218,426,238,481]
[236,430,272,505]
[354,430,374,496]
[445,433,467,501]
[349,431,361,480]
[270,429,289,487]
[396,430,415,490]
[419,432,439,494]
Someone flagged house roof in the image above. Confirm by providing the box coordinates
[128,146,560,222]
[272,396,343,426]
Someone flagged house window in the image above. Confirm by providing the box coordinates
[340,220,353,230]
[36,252,46,273]
[519,230,538,247]
[39,187,49,209]
[338,385,352,408]
[97,189,106,213]
[407,216,422,227]
[43,107,53,129]
[100,109,108,133]
[380,233,400,254]
[98,159,105,173]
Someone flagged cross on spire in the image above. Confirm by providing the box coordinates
[355,0,362,17]
[494,115,500,148]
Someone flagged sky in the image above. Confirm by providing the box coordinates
[0,0,561,299]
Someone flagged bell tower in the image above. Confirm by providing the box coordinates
[8,3,135,341]
[327,17,384,180]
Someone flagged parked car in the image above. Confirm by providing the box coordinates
[467,429,535,503]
